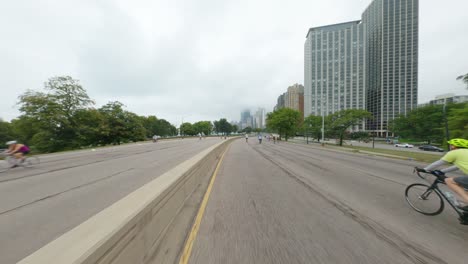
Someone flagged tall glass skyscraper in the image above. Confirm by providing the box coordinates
[304,21,366,129]
[304,0,418,135]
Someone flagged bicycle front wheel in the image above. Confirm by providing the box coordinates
[24,156,40,168]
[405,183,444,215]
[0,160,9,173]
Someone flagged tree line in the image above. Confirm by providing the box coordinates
[265,102,467,146]
[266,108,371,145]
[390,102,468,144]
[0,76,234,153]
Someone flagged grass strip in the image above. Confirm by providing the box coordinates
[340,145,441,163]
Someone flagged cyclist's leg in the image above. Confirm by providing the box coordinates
[446,177,468,203]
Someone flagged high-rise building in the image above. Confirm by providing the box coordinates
[286,84,305,116]
[240,109,252,129]
[363,0,419,135]
[304,21,365,121]
[304,0,419,136]
[274,93,286,111]
[254,108,266,129]
[274,84,304,115]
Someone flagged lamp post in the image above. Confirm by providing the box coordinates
[321,111,325,146]
[443,101,450,151]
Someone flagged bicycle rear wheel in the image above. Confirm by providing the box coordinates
[405,183,444,215]
[23,156,40,168]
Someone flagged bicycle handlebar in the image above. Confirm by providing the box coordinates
[413,167,446,181]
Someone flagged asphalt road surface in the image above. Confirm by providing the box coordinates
[0,137,223,264]
[189,139,468,264]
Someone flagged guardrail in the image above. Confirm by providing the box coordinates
[18,139,233,264]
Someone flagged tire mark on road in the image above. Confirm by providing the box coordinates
[263,143,408,186]
[251,144,447,264]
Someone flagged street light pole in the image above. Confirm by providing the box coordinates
[321,110,325,145]
[443,101,450,151]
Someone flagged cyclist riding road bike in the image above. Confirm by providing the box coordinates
[416,138,468,210]
[4,141,30,167]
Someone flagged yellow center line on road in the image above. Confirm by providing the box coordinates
[178,145,230,264]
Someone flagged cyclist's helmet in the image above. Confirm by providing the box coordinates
[447,138,468,149]
[6,140,17,145]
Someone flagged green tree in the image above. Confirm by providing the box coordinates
[99,101,145,144]
[180,122,195,136]
[213,118,231,135]
[457,73,468,89]
[303,115,323,142]
[140,115,159,138]
[448,102,468,139]
[73,109,109,146]
[242,126,252,134]
[389,105,444,144]
[266,108,302,141]
[327,109,372,146]
[231,125,239,134]
[10,116,39,146]
[155,119,177,136]
[17,76,94,152]
[0,120,14,146]
[193,121,213,136]
[349,131,371,142]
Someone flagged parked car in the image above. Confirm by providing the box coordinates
[418,145,444,152]
[395,143,414,148]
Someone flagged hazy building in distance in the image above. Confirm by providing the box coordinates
[253,108,266,129]
[240,109,252,129]
[304,0,419,136]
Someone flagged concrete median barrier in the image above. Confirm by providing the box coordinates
[18,139,234,264]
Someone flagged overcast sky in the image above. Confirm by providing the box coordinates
[1,0,467,126]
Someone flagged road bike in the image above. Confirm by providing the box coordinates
[0,151,40,173]
[405,168,468,225]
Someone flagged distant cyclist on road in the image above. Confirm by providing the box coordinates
[4,141,30,167]
[245,134,248,143]
[416,138,468,210]
[258,134,262,144]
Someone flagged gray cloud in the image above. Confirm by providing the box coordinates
[1,0,467,125]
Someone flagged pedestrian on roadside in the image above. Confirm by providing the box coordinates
[245,134,249,143]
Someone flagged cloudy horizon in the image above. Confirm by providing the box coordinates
[1,0,467,126]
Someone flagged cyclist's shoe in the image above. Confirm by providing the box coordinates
[459,218,468,225]
[459,212,468,225]
[457,204,468,211]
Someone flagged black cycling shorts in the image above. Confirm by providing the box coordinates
[454,177,468,189]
